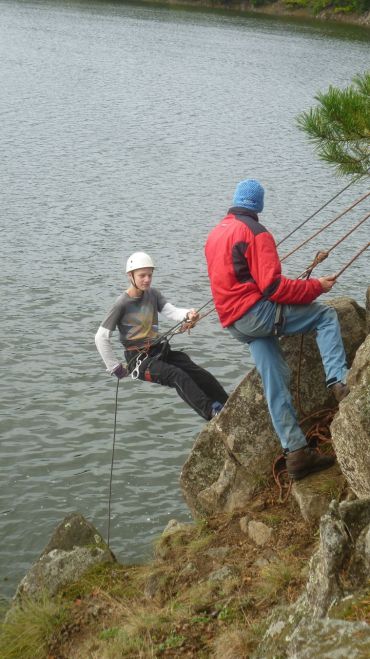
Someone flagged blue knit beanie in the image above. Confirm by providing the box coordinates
[232,179,264,213]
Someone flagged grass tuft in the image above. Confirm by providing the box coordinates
[96,627,155,658]
[0,594,69,659]
[315,476,345,500]
[255,552,305,604]
[212,623,265,659]
[330,584,370,624]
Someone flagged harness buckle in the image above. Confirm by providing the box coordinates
[273,304,284,336]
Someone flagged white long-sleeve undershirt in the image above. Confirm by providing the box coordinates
[161,302,189,323]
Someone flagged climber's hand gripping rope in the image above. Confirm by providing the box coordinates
[177,309,200,334]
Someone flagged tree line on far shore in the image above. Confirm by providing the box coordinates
[229,0,370,17]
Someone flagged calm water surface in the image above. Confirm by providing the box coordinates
[0,0,369,598]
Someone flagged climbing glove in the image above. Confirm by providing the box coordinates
[112,363,128,379]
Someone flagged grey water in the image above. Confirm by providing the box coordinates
[0,0,369,599]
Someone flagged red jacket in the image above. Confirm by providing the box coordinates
[205,208,323,328]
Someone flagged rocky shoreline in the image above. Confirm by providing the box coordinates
[132,0,370,28]
[1,289,369,656]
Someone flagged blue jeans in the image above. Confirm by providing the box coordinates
[228,300,347,452]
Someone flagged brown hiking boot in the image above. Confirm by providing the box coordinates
[331,382,350,403]
[286,446,335,481]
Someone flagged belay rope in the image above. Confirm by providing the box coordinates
[107,377,119,548]
[273,189,369,501]
[106,302,216,547]
[107,181,369,544]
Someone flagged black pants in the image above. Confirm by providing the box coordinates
[126,343,228,420]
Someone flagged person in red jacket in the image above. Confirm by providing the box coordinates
[205,178,349,481]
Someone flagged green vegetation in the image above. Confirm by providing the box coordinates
[315,475,346,500]
[297,71,370,179]
[0,594,70,659]
[250,0,273,7]
[329,583,370,623]
[0,492,315,658]
[212,623,267,659]
[308,0,370,13]
[137,0,370,20]
[227,0,370,16]
[255,552,304,603]
[1,489,368,657]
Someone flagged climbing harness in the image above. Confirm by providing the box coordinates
[273,304,284,336]
[126,339,173,382]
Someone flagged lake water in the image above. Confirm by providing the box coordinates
[0,0,369,599]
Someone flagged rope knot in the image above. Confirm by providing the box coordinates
[314,250,329,266]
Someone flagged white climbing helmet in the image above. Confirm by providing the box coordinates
[125,251,155,273]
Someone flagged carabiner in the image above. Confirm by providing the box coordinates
[131,351,148,380]
[131,358,142,380]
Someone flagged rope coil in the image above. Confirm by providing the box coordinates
[273,408,337,503]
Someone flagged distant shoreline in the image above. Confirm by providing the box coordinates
[130,0,370,28]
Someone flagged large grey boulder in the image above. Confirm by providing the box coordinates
[181,298,366,517]
[331,334,370,498]
[253,498,370,658]
[291,463,346,525]
[304,500,355,618]
[15,513,115,601]
[289,618,370,658]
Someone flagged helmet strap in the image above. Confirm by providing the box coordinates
[128,271,142,294]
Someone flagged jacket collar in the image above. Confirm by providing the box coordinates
[228,207,259,222]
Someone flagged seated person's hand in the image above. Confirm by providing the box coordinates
[186,309,200,323]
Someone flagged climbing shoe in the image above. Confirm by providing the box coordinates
[286,446,335,481]
[331,382,350,403]
[211,401,224,418]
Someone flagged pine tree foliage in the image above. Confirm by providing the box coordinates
[297,71,370,179]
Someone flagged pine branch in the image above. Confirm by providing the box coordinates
[296,71,370,179]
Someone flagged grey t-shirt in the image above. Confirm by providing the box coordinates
[101,288,167,349]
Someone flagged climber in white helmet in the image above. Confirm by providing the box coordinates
[95,251,228,420]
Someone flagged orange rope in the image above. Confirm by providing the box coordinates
[273,407,337,502]
[298,215,370,279]
[335,242,370,279]
[176,307,216,334]
[281,191,369,263]
[273,454,292,503]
